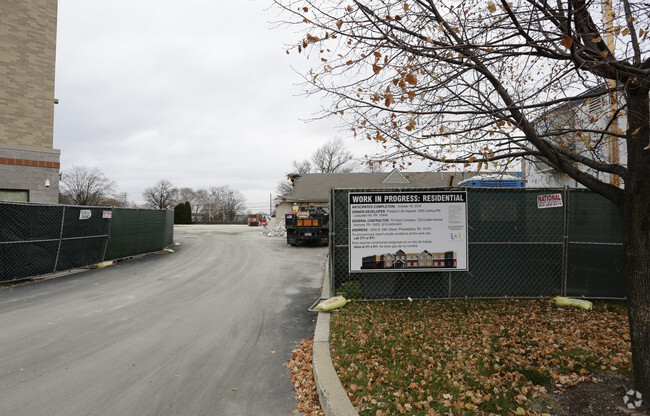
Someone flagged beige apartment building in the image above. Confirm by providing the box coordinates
[0,0,60,203]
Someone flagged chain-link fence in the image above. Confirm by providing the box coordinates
[0,202,174,283]
[329,188,624,300]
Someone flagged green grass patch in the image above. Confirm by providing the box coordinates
[329,299,631,415]
[515,366,552,386]
[336,280,364,299]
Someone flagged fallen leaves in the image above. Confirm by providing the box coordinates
[286,337,324,416]
[327,300,631,415]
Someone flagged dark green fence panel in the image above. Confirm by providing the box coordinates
[104,208,173,260]
[1,202,174,282]
[104,209,139,260]
[451,244,563,298]
[164,210,174,248]
[566,190,624,298]
[56,206,111,272]
[568,190,622,243]
[135,211,160,255]
[56,237,107,271]
[0,240,59,281]
[566,244,625,297]
[134,209,166,254]
[0,203,63,241]
[0,203,64,281]
[61,207,111,238]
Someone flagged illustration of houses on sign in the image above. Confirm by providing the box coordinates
[361,249,457,270]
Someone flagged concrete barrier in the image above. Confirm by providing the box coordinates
[313,257,359,416]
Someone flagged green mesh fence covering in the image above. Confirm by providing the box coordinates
[0,202,174,282]
[103,208,173,260]
[566,189,625,298]
[330,188,624,300]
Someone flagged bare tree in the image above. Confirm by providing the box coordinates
[114,192,131,207]
[176,187,198,207]
[277,139,356,195]
[219,185,247,221]
[292,159,313,175]
[277,159,314,196]
[60,166,116,206]
[191,186,246,222]
[205,186,224,222]
[99,192,131,208]
[142,179,177,209]
[275,0,650,394]
[311,138,354,173]
[276,181,293,197]
[193,188,210,222]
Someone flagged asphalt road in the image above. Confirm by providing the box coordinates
[0,225,327,416]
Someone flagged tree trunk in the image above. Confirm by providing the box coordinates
[622,83,650,396]
[623,193,650,397]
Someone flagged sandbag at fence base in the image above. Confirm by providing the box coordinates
[314,296,351,311]
[552,296,593,310]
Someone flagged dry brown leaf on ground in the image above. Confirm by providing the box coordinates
[286,337,324,416]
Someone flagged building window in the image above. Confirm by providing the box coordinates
[0,189,29,202]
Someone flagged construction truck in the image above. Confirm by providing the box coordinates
[285,206,329,246]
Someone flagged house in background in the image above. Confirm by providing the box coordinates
[0,0,61,203]
[275,169,490,219]
[523,86,627,189]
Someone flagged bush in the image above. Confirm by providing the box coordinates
[174,201,192,224]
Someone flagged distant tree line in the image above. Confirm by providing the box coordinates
[142,180,247,223]
[59,167,247,223]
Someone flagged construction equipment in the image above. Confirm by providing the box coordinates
[285,206,329,246]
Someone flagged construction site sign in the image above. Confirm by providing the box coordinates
[348,191,468,272]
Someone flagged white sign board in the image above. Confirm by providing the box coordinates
[537,193,563,209]
[102,210,112,219]
[79,209,92,220]
[349,191,468,272]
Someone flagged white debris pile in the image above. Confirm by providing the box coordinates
[260,219,286,238]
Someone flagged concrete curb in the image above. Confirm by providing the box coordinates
[313,258,358,416]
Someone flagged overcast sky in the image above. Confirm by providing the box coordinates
[53,0,381,212]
